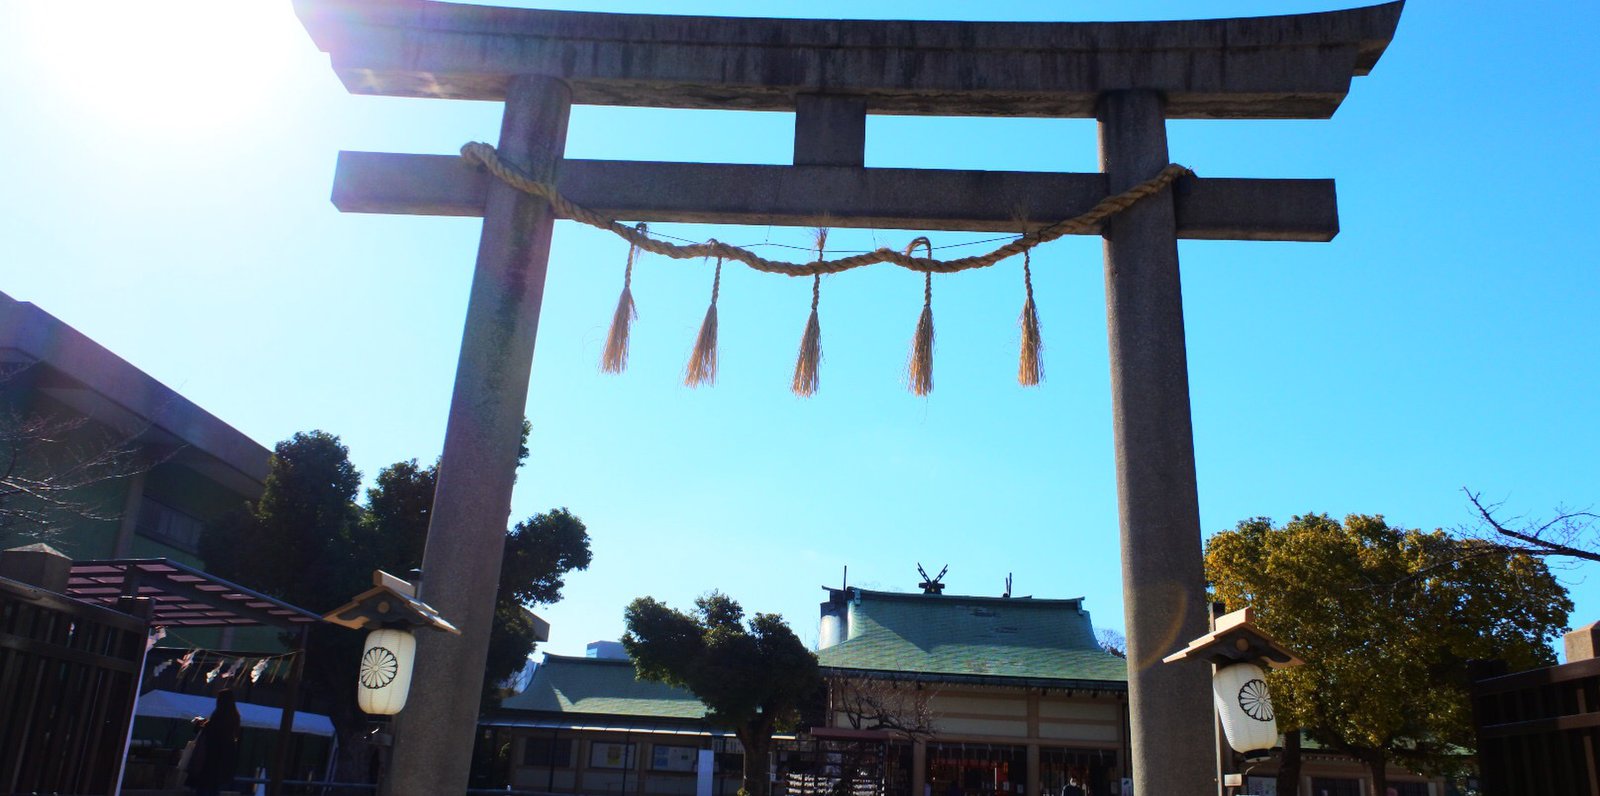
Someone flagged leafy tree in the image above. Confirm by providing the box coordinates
[200,430,591,780]
[483,507,594,705]
[1205,513,1570,796]
[203,431,361,597]
[623,592,821,796]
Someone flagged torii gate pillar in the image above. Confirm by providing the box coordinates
[296,3,1403,794]
[384,75,571,795]
[1099,88,1216,788]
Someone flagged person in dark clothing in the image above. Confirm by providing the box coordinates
[186,689,242,796]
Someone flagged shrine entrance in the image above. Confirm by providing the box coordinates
[294,2,1404,794]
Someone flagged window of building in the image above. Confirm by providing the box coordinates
[1310,779,1360,796]
[590,741,636,769]
[713,737,744,774]
[1391,783,1429,796]
[1243,776,1277,795]
[523,736,574,767]
[135,497,204,553]
[651,744,699,772]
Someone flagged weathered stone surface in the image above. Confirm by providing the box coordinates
[295,0,1402,119]
[383,75,571,796]
[0,543,72,593]
[1099,88,1214,796]
[794,94,867,167]
[331,152,1340,240]
[1566,620,1600,662]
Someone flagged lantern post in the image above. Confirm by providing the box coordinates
[1163,607,1306,792]
[323,570,460,716]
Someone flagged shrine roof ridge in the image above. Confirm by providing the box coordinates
[296,0,1403,119]
[826,586,1086,609]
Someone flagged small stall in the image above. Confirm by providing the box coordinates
[66,558,324,795]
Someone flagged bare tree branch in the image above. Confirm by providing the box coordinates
[0,363,154,539]
[830,676,937,741]
[1461,488,1600,565]
[1097,628,1127,659]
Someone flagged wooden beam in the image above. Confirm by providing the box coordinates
[332,152,1339,242]
[295,0,1404,120]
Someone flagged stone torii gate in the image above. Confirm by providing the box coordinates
[295,2,1402,793]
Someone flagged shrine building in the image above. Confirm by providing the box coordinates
[486,585,1131,796]
[484,583,1448,796]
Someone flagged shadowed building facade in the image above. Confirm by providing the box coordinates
[0,290,270,567]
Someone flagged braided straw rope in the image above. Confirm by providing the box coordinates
[460,141,1192,275]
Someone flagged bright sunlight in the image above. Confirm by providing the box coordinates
[21,2,296,135]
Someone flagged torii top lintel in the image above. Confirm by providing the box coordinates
[295,0,1402,120]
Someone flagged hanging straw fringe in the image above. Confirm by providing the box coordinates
[791,229,827,397]
[685,254,722,387]
[1018,249,1044,386]
[601,223,647,374]
[905,237,935,396]
[793,278,821,396]
[457,144,1190,393]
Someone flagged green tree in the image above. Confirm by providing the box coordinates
[200,431,592,780]
[623,592,821,796]
[1205,513,1570,796]
[203,431,362,596]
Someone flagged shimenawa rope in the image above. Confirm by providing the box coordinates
[459,141,1189,394]
[460,141,1191,277]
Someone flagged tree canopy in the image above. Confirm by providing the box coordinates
[623,592,820,796]
[200,430,592,779]
[1205,513,1570,795]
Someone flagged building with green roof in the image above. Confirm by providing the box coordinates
[486,587,1137,796]
[488,648,750,796]
[814,587,1129,796]
[816,587,1127,687]
[500,653,714,726]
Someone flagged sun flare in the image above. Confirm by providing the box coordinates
[22,2,297,135]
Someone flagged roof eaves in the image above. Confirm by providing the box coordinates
[0,292,270,490]
[820,665,1127,693]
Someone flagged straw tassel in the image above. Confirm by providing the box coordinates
[684,255,722,387]
[1018,249,1044,386]
[601,223,647,374]
[906,237,935,396]
[791,229,827,397]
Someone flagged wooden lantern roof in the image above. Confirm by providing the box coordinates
[1162,607,1305,669]
[322,570,461,634]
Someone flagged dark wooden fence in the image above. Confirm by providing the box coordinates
[1471,656,1600,796]
[0,574,146,796]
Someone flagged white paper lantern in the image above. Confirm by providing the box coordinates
[358,628,416,715]
[1212,662,1279,760]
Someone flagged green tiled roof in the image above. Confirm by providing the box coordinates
[816,589,1127,685]
[500,654,709,719]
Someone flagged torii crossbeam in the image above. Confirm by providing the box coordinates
[296,2,1403,794]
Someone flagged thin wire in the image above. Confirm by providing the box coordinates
[633,228,1025,256]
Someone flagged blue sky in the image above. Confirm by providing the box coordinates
[2,0,1595,659]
